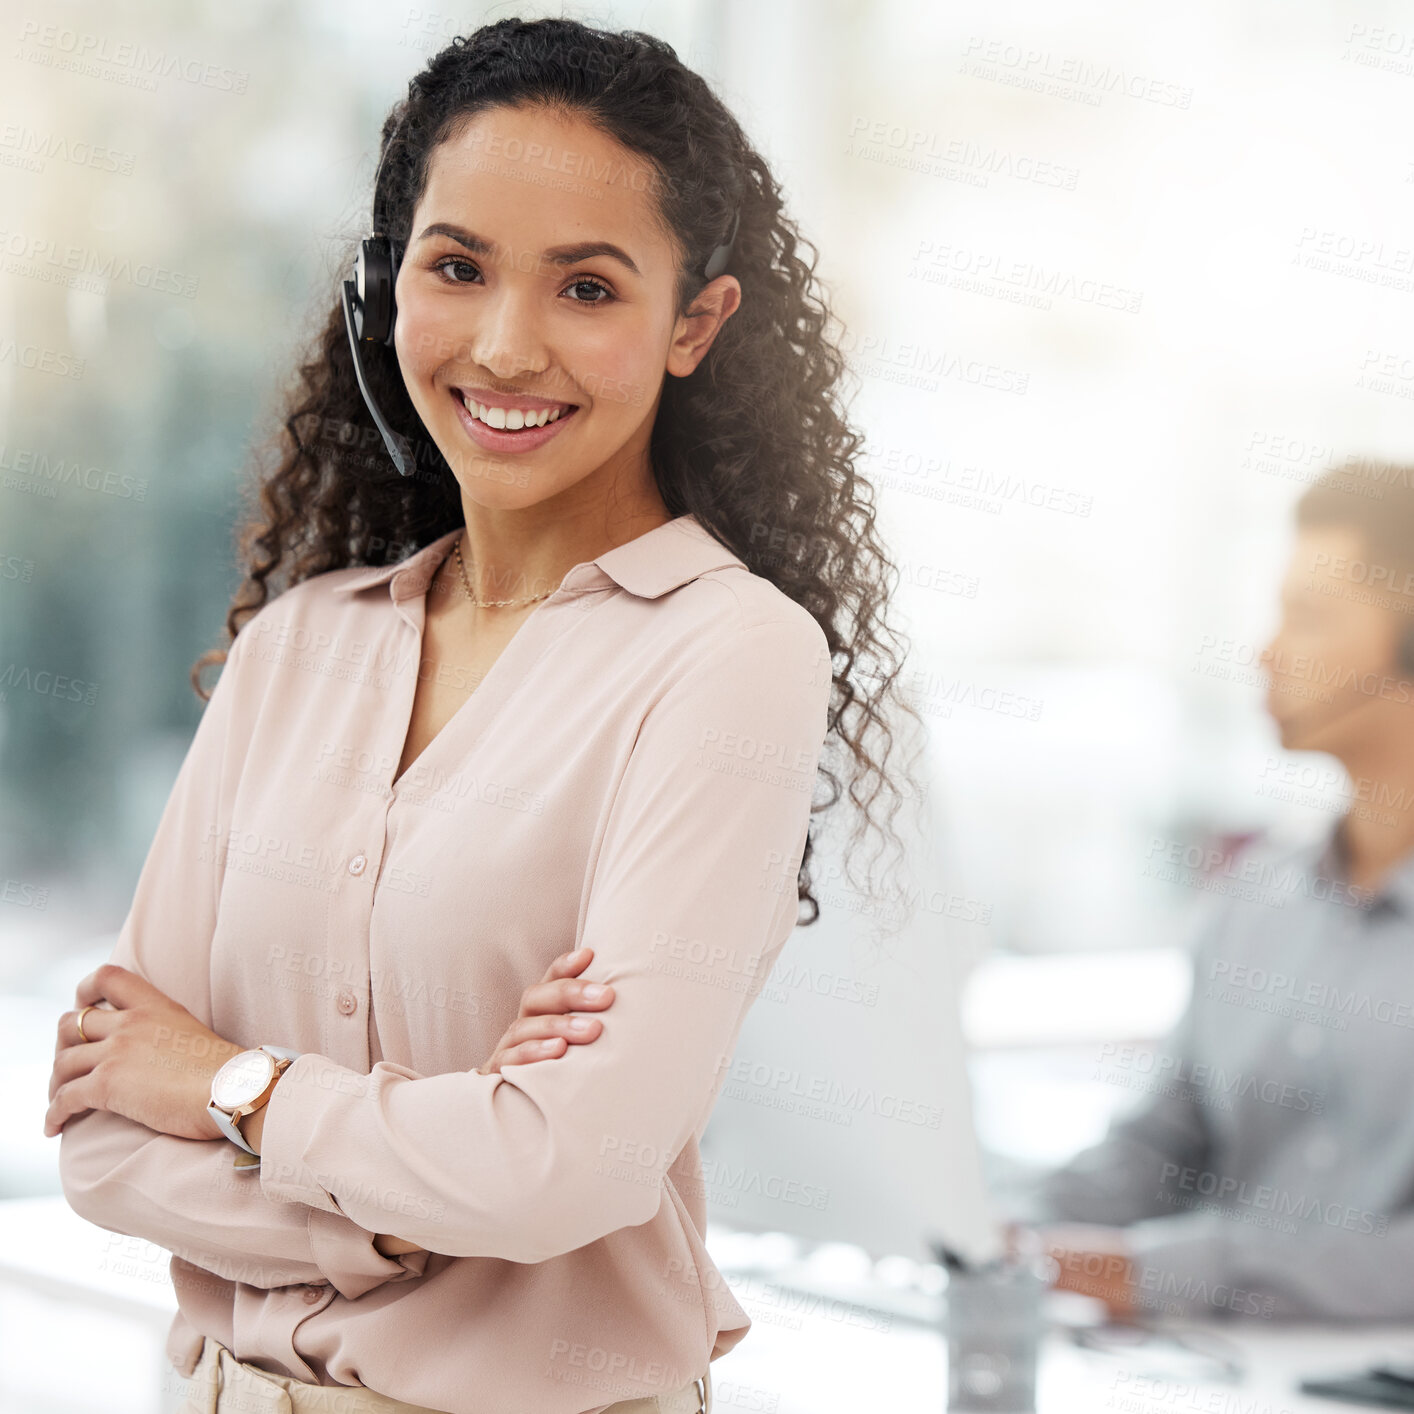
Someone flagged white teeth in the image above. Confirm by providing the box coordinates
[459,392,567,430]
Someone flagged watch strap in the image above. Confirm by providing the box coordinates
[208,1045,303,1165]
[207,1100,259,1154]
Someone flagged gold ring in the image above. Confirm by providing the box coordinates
[75,1004,98,1043]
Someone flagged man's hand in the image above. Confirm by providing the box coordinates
[1022,1221,1137,1320]
[45,964,242,1141]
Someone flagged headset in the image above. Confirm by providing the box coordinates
[1274,616,1414,748]
[341,143,741,479]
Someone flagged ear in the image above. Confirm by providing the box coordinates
[665,276,742,379]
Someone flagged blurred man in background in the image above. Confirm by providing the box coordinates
[1006,460,1414,1321]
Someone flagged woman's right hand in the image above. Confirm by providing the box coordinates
[476,946,615,1075]
[374,950,615,1259]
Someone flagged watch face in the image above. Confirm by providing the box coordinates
[212,1049,275,1110]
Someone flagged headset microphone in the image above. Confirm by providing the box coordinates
[341,147,741,480]
[1276,619,1414,746]
[342,251,414,479]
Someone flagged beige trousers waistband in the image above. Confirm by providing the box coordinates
[174,1335,711,1414]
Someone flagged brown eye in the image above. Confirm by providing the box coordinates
[432,256,481,285]
[564,277,614,304]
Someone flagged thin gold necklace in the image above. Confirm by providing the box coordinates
[450,533,556,609]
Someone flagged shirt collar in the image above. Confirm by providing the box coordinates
[328,512,747,603]
[1317,815,1414,917]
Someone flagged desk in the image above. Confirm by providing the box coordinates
[709,1282,1414,1413]
[5,1194,1412,1414]
[1037,1321,1414,1413]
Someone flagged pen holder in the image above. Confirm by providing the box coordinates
[943,1255,1050,1413]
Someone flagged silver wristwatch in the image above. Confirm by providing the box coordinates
[207,1045,302,1158]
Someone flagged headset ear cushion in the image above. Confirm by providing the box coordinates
[356,235,398,346]
[384,241,404,348]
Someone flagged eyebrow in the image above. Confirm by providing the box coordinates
[415,222,642,278]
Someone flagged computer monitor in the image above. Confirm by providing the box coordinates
[701,712,1005,1270]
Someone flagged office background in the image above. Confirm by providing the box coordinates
[2,1,1412,1410]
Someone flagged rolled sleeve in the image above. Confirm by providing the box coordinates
[257,612,831,1264]
[58,625,420,1299]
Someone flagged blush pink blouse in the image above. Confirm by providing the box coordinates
[58,512,832,1414]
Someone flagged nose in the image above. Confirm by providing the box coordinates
[466,285,550,384]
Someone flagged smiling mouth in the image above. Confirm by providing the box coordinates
[451,389,580,432]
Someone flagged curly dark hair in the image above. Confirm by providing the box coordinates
[194,16,927,929]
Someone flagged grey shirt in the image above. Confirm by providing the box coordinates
[1009,818,1414,1321]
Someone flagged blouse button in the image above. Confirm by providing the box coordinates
[348,853,368,877]
[302,1285,323,1304]
[336,988,359,1016]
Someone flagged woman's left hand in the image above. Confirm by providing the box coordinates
[44,963,243,1142]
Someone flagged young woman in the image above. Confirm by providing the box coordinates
[46,18,919,1414]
